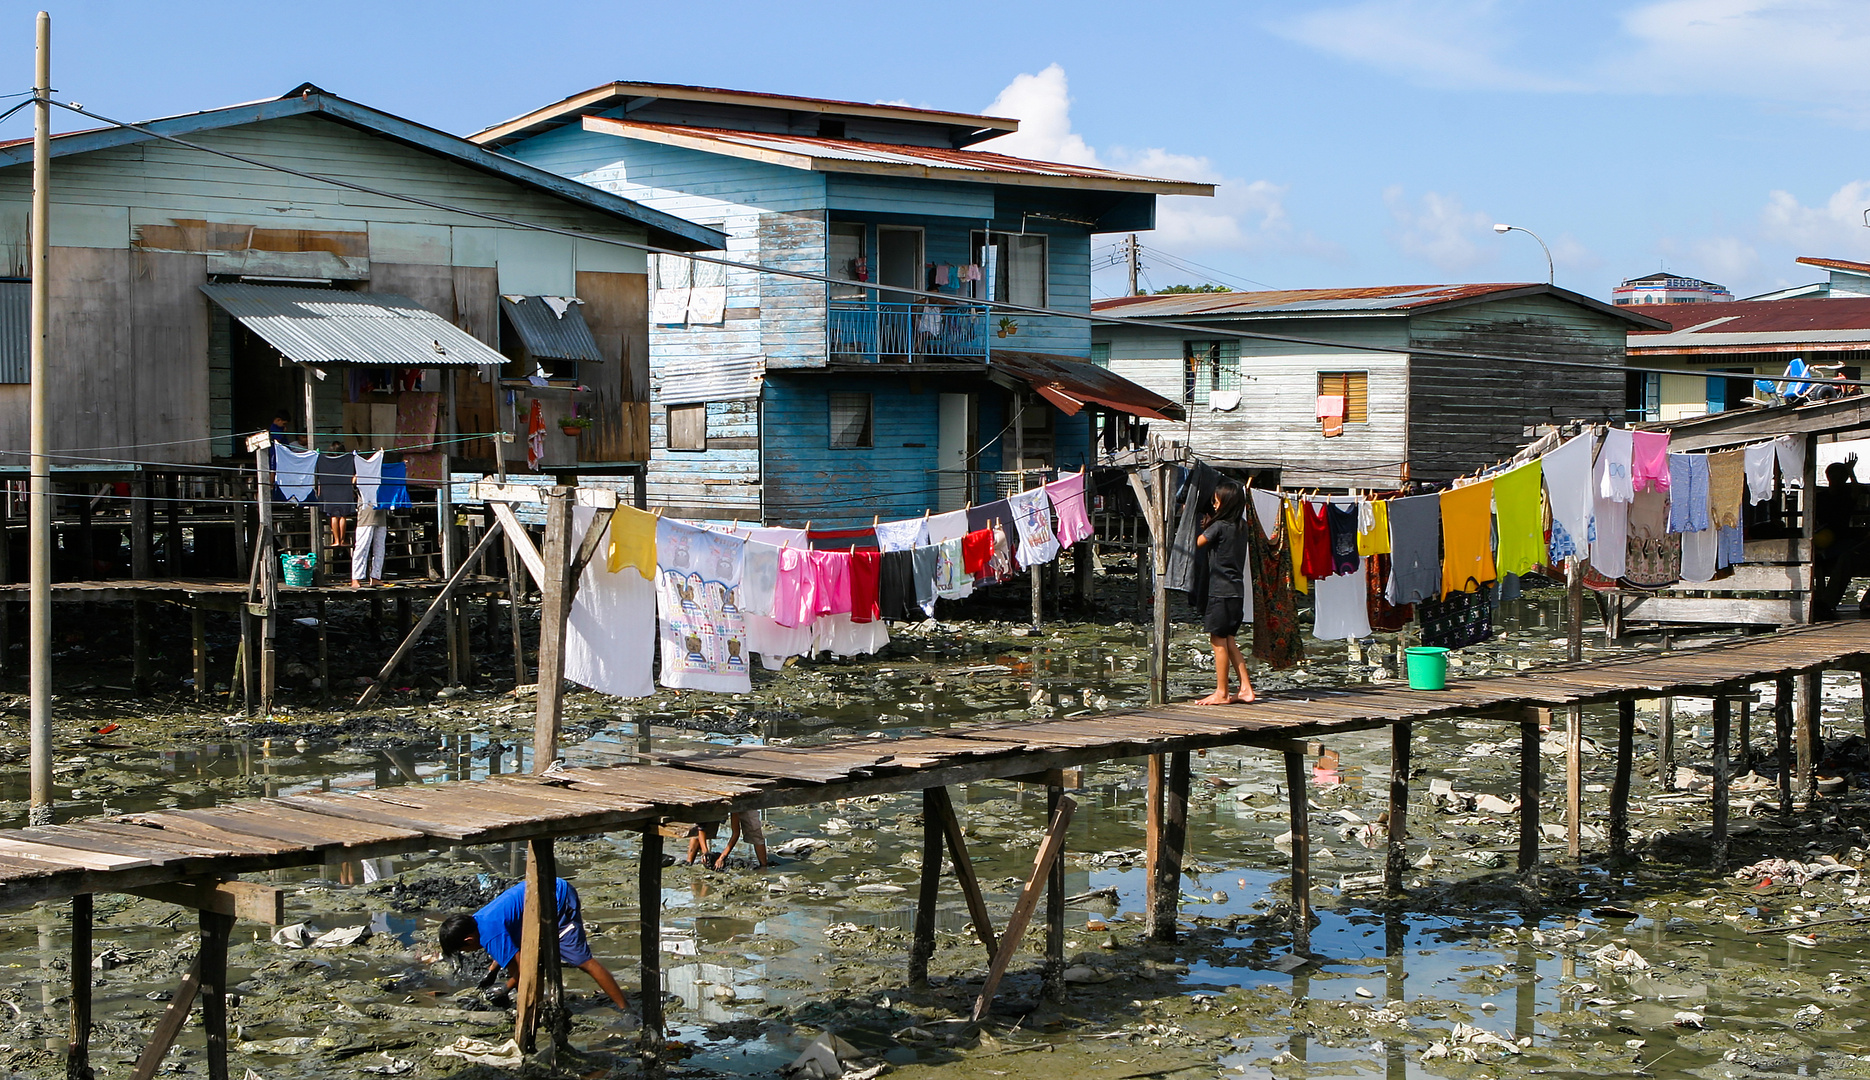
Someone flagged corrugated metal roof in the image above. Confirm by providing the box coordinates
[201,284,509,368]
[657,354,763,404]
[1797,256,1870,275]
[0,281,25,384]
[990,350,1185,422]
[1627,297,1870,354]
[581,118,1214,196]
[499,295,605,363]
[1091,282,1664,328]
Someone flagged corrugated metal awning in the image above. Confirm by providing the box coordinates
[991,350,1185,422]
[201,284,507,368]
[657,354,764,405]
[499,295,605,363]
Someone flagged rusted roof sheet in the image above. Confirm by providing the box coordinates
[1626,296,1870,355]
[990,350,1185,422]
[499,295,604,363]
[578,118,1213,196]
[1094,282,1662,328]
[202,284,509,368]
[657,354,763,405]
[1797,256,1870,275]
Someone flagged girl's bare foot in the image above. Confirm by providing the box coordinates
[1231,691,1256,704]
[1192,692,1229,705]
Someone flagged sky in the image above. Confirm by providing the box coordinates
[0,0,1865,302]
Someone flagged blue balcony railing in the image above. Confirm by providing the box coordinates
[827,301,990,363]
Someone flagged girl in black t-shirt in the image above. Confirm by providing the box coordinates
[1194,478,1254,704]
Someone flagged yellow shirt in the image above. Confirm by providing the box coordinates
[1283,497,1309,595]
[606,504,658,579]
[1492,461,1544,577]
[1357,499,1391,556]
[1439,480,1496,598]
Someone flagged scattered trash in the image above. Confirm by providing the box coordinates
[433,1036,522,1067]
[312,925,372,948]
[360,1054,415,1075]
[1588,943,1651,971]
[270,923,311,949]
[783,1031,887,1079]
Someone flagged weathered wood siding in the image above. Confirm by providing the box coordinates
[1407,294,1628,481]
[647,396,761,520]
[1100,318,1412,488]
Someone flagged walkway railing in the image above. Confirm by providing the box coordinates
[827,300,990,362]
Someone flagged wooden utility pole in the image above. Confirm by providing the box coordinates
[1125,234,1140,297]
[26,9,51,826]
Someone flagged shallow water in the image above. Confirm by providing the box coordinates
[2,589,1869,1079]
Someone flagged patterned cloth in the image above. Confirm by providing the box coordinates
[1247,502,1303,670]
[655,517,750,693]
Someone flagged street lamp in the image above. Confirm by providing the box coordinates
[1492,223,1553,284]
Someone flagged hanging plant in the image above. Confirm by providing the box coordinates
[559,415,593,436]
[996,316,1020,338]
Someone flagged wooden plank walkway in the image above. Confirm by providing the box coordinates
[2,619,1866,910]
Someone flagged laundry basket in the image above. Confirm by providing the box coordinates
[280,552,317,588]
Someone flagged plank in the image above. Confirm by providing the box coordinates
[268,795,479,839]
[107,816,306,857]
[0,837,147,871]
[971,794,1076,1022]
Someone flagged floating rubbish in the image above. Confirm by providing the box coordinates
[433,1037,521,1068]
[1588,943,1651,971]
[854,883,906,894]
[270,923,311,949]
[1672,1011,1706,1029]
[312,925,371,948]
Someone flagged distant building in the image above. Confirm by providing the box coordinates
[1745,256,1870,301]
[1623,296,1870,421]
[1612,272,1733,306]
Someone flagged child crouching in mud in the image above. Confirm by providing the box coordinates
[1193,477,1254,705]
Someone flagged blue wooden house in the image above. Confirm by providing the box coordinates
[473,82,1196,525]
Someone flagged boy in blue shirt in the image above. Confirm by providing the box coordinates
[438,878,628,1011]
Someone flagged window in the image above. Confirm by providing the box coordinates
[1625,371,1659,423]
[1316,371,1368,422]
[829,391,873,449]
[828,222,867,301]
[970,231,1047,307]
[1089,342,1111,367]
[1185,340,1240,405]
[667,402,707,451]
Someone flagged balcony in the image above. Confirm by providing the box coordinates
[827,301,991,364]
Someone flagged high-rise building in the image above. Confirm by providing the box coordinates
[1612,272,1734,305]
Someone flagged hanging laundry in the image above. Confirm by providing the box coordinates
[1283,497,1309,595]
[1492,460,1544,578]
[352,450,383,510]
[316,453,356,517]
[1300,500,1334,581]
[966,500,1018,582]
[878,550,922,621]
[961,528,992,579]
[377,461,413,509]
[1247,501,1304,669]
[1008,486,1061,567]
[1366,554,1412,633]
[811,613,890,657]
[1598,427,1635,503]
[937,536,975,599]
[916,305,943,335]
[807,526,878,550]
[564,508,655,698]
[926,509,970,544]
[1631,430,1671,493]
[1622,490,1679,588]
[809,549,854,616]
[526,399,546,469]
[1541,433,1595,563]
[874,517,928,553]
[654,517,750,693]
[772,545,817,629]
[1744,441,1778,504]
[1356,497,1391,557]
[1776,434,1806,488]
[1312,557,1371,641]
[1680,526,1718,583]
[1165,463,1217,593]
[606,505,659,579]
[1666,453,1711,534]
[1326,501,1359,575]
[746,606,813,670]
[1045,473,1094,548]
[912,544,939,615]
[1384,494,1441,605]
[1439,480,1497,597]
[1716,524,1746,569]
[849,550,881,623]
[273,446,319,503]
[739,540,779,617]
[1708,449,1746,527]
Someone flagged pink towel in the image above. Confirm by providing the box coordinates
[1045,473,1094,548]
[1632,431,1670,492]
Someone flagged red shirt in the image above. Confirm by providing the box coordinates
[1300,501,1334,581]
[962,528,993,576]
[849,549,881,623]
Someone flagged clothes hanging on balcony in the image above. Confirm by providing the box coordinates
[1045,473,1093,547]
[1708,449,1745,527]
[1744,441,1777,504]
[916,305,943,335]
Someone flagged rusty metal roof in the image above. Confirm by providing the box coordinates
[1797,256,1870,275]
[578,118,1214,196]
[1626,296,1870,355]
[989,350,1185,422]
[1093,282,1659,326]
[202,284,510,368]
[499,295,605,363]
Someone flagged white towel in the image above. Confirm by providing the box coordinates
[1679,527,1718,583]
[740,541,779,618]
[352,450,384,509]
[1597,427,1634,503]
[1541,434,1594,563]
[925,509,970,544]
[1250,488,1284,542]
[1775,435,1806,489]
[874,518,929,553]
[1312,559,1371,641]
[563,508,655,698]
[274,445,319,504]
[1591,439,1629,578]
[1745,441,1778,504]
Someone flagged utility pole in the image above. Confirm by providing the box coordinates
[27,10,51,826]
[1125,233,1140,297]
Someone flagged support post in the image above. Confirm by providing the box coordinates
[255,443,277,716]
[1385,720,1411,894]
[1609,699,1635,858]
[910,788,941,988]
[534,489,575,770]
[27,10,52,827]
[639,826,664,1052]
[1148,751,1189,944]
[1738,695,1752,769]
[67,893,91,1080]
[1150,462,1171,705]
[928,786,997,960]
[191,605,207,699]
[1565,703,1582,860]
[1776,675,1794,812]
[970,795,1076,1022]
[1285,749,1311,954]
[128,958,201,1080]
[1795,670,1820,801]
[1658,635,1676,790]
[513,838,564,1053]
[1043,782,1067,1001]
[1143,751,1163,930]
[131,598,150,694]
[353,522,506,707]
[1518,708,1542,873]
[1712,694,1732,871]
[199,908,232,1080]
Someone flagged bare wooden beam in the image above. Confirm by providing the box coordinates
[120,879,285,925]
[199,909,232,1080]
[1777,675,1794,812]
[1610,700,1635,858]
[1712,695,1732,871]
[1241,737,1325,757]
[513,838,564,1052]
[1043,783,1066,1001]
[928,786,997,961]
[639,825,665,1051]
[1384,721,1410,895]
[354,520,506,707]
[469,481,621,509]
[970,794,1075,1023]
[1519,708,1542,873]
[488,502,545,589]
[910,789,941,988]
[1149,751,1189,944]
[534,491,574,772]
[1285,750,1311,954]
[67,893,91,1080]
[128,957,201,1080]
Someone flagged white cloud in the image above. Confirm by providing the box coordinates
[1275,0,1579,91]
[980,67,1338,264]
[1383,187,1494,273]
[1759,180,1870,255]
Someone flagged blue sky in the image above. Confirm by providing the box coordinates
[3,1,1866,302]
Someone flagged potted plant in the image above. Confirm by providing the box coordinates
[996,316,1019,338]
[559,415,592,437]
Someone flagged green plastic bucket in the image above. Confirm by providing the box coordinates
[1405,646,1449,691]
[280,552,316,588]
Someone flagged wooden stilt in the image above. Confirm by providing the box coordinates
[910,789,941,988]
[1385,720,1411,894]
[1712,694,1732,871]
[513,838,564,1053]
[639,825,665,1052]
[198,908,232,1080]
[1798,670,1822,799]
[1658,697,1675,791]
[1776,675,1794,812]
[1143,751,1163,929]
[131,600,150,694]
[354,522,506,707]
[507,533,527,688]
[970,794,1075,1022]
[1284,750,1311,954]
[128,957,201,1080]
[1149,751,1188,943]
[1518,709,1543,873]
[191,605,207,699]
[1737,695,1752,769]
[928,786,997,960]
[316,597,329,705]
[1861,670,1869,744]
[67,893,91,1080]
[534,490,575,770]
[1609,699,1635,858]
[1565,704,1582,859]
[1043,782,1067,1001]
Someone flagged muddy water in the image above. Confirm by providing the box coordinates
[2,589,1870,1079]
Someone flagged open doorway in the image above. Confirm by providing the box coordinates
[876,226,923,307]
